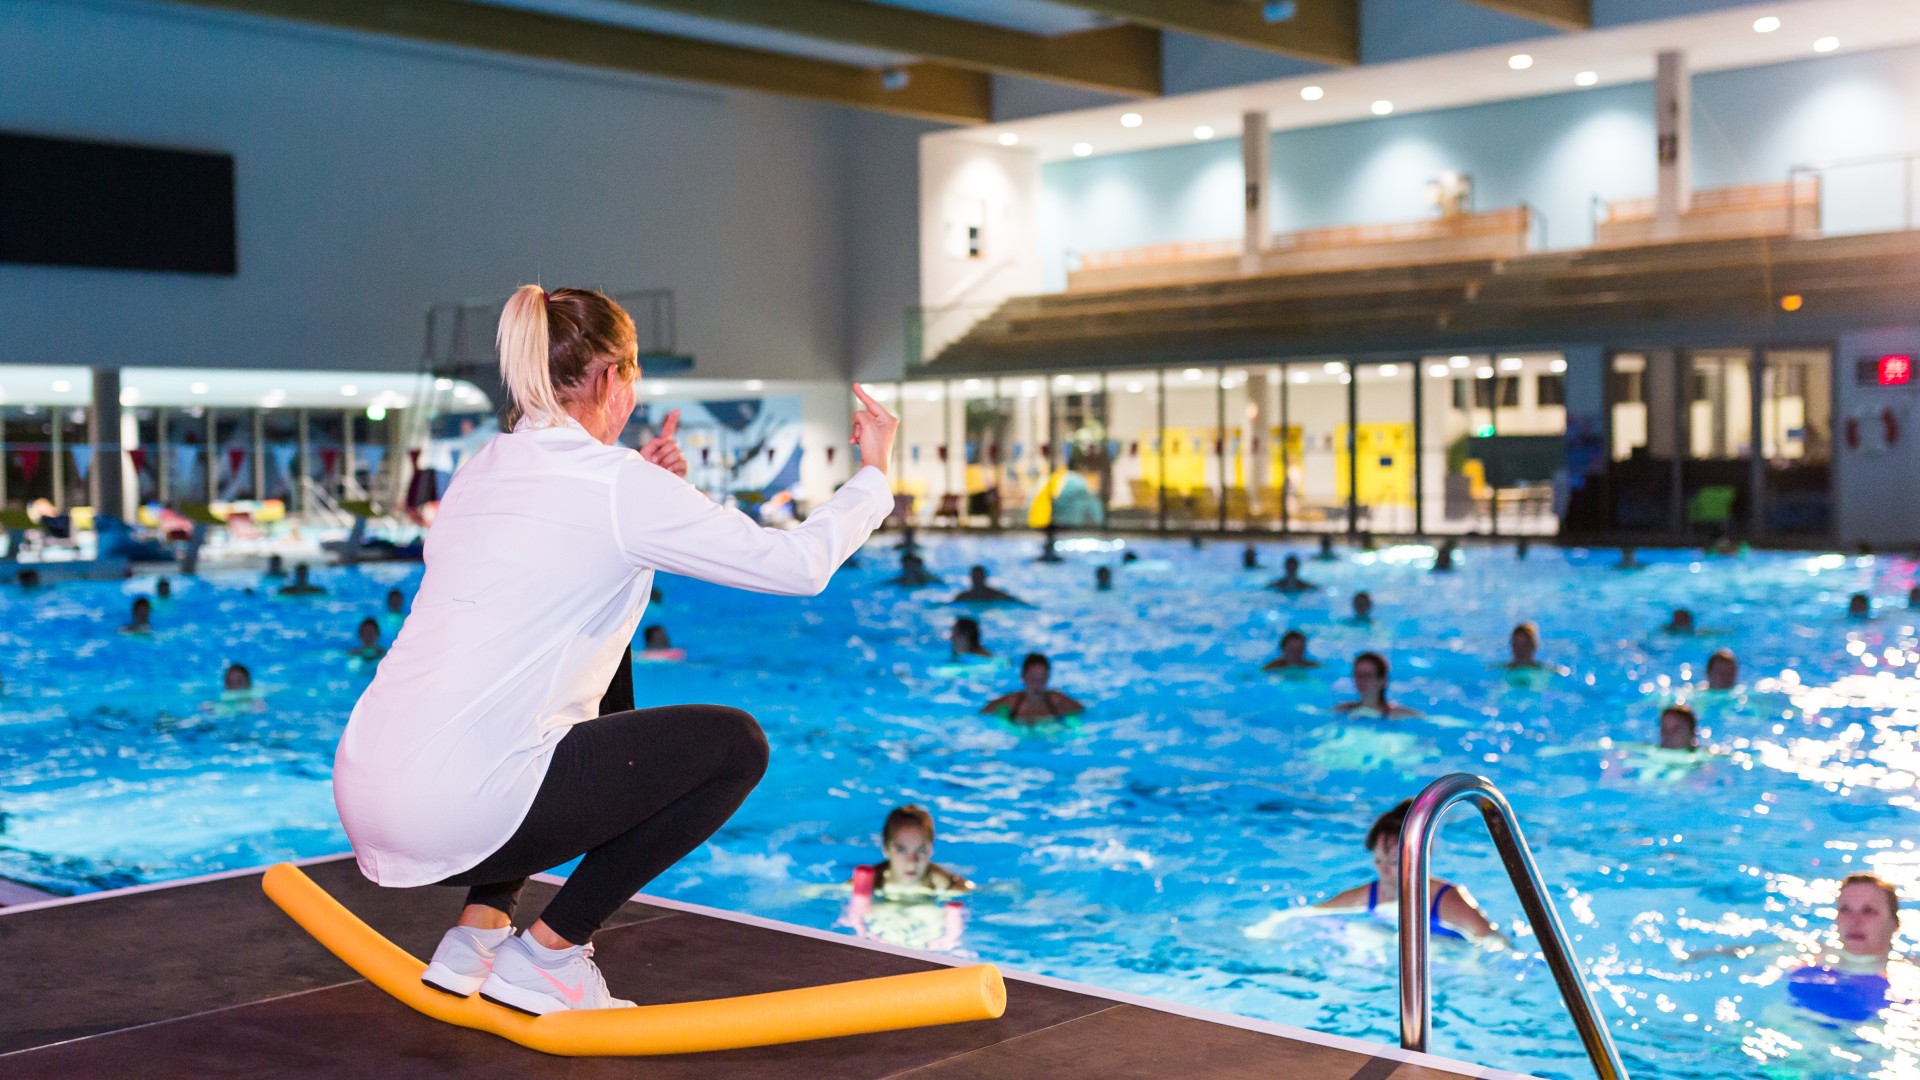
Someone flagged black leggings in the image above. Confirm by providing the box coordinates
[435,661,769,944]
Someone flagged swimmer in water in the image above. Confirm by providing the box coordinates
[858,805,973,895]
[223,663,253,693]
[1505,622,1542,670]
[350,617,387,663]
[953,564,1021,604]
[1335,651,1422,719]
[1246,799,1502,944]
[1659,704,1699,751]
[1349,591,1374,624]
[1849,592,1873,620]
[17,568,41,589]
[1316,534,1337,561]
[890,552,939,588]
[264,553,287,578]
[1909,585,1920,609]
[949,617,991,660]
[1616,546,1642,570]
[1264,629,1320,671]
[1663,607,1694,635]
[1267,554,1317,594]
[386,588,406,617]
[1242,544,1261,570]
[277,563,326,597]
[1095,565,1112,592]
[121,597,153,634]
[1432,538,1457,573]
[983,653,1084,722]
[155,577,173,600]
[1705,648,1738,691]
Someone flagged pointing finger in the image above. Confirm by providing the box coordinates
[660,409,680,440]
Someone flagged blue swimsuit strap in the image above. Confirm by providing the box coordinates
[1367,881,1466,938]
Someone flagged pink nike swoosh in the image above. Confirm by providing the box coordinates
[533,965,586,1005]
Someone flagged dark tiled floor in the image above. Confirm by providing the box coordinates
[0,857,1483,1079]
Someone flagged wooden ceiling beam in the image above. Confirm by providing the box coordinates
[155,0,992,124]
[1046,0,1357,67]
[1458,0,1591,32]
[614,0,1159,96]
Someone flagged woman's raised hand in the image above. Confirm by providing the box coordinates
[850,384,899,475]
[641,410,687,479]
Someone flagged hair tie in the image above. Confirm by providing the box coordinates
[539,289,549,302]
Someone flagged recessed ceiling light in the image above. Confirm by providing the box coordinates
[963,379,980,390]
[366,404,387,421]
[1508,54,1533,70]
[1449,355,1471,368]
[1500,356,1523,371]
[1054,374,1074,386]
[1075,381,1095,393]
[434,377,452,389]
[1427,364,1450,378]
[744,379,765,391]
[1550,359,1569,373]
[51,379,71,393]
[1371,100,1394,116]
[1322,361,1344,374]
[1290,370,1309,384]
[1193,125,1214,140]
[1753,15,1781,33]
[997,132,1018,146]
[1183,368,1203,380]
[1126,381,1144,393]
[119,389,140,405]
[1072,143,1092,157]
[340,384,358,396]
[1338,373,1352,384]
[1379,364,1400,377]
[1120,112,1143,128]
[1813,36,1838,52]
[1575,71,1598,87]
[1476,366,1495,379]
[190,381,210,394]
[1300,85,1324,101]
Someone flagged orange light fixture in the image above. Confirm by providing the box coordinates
[1780,294,1804,312]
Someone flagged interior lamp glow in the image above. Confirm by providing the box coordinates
[1753,15,1781,32]
[1813,36,1838,52]
[1879,355,1912,386]
[1575,71,1598,86]
[1300,85,1324,101]
[1508,54,1533,70]
[1119,112,1142,128]
[1371,100,1393,115]
[996,132,1018,146]
[1072,143,1092,157]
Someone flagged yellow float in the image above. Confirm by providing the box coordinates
[261,862,1007,1056]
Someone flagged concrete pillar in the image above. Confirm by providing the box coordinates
[1653,50,1691,239]
[252,409,266,500]
[203,409,216,502]
[51,406,64,509]
[296,409,311,513]
[90,367,124,520]
[119,411,138,518]
[1241,110,1271,274]
[156,409,170,503]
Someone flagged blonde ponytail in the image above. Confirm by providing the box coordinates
[497,284,567,430]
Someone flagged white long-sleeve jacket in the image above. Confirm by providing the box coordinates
[333,419,891,886]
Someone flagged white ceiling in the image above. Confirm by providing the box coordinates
[940,0,1920,161]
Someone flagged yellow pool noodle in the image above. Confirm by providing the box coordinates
[261,862,1006,1056]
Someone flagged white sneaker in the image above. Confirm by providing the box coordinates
[477,933,635,1015]
[421,926,507,997]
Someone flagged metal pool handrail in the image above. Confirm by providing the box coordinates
[1397,773,1630,1080]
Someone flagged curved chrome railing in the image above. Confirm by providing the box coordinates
[1397,773,1630,1080]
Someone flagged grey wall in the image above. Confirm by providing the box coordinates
[1834,328,1920,546]
[0,0,927,383]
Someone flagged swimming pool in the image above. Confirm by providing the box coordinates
[2,538,1915,1078]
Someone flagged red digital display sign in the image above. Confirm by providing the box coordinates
[1881,354,1913,386]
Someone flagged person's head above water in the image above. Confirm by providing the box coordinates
[266,554,285,574]
[949,617,982,653]
[1658,704,1698,751]
[155,577,172,600]
[1284,554,1301,575]
[1352,651,1390,705]
[1667,607,1694,633]
[1020,652,1051,692]
[497,284,640,439]
[968,565,989,587]
[1509,622,1539,663]
[642,624,671,650]
[1365,798,1416,881]
[1849,592,1872,619]
[223,663,252,692]
[386,588,404,613]
[357,618,382,648]
[1705,648,1738,690]
[901,552,925,571]
[292,563,311,585]
[1835,873,1900,960]
[1910,585,1920,609]
[1280,630,1309,662]
[1352,591,1373,620]
[880,804,938,886]
[1094,565,1112,591]
[128,597,152,626]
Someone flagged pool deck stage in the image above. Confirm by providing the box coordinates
[0,855,1521,1079]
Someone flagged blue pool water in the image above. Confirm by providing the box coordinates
[3,538,1918,1078]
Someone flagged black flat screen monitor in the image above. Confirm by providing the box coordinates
[0,131,236,275]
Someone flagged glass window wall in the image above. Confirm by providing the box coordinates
[1105,370,1162,529]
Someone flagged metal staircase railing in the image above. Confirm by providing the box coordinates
[1397,773,1629,1080]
